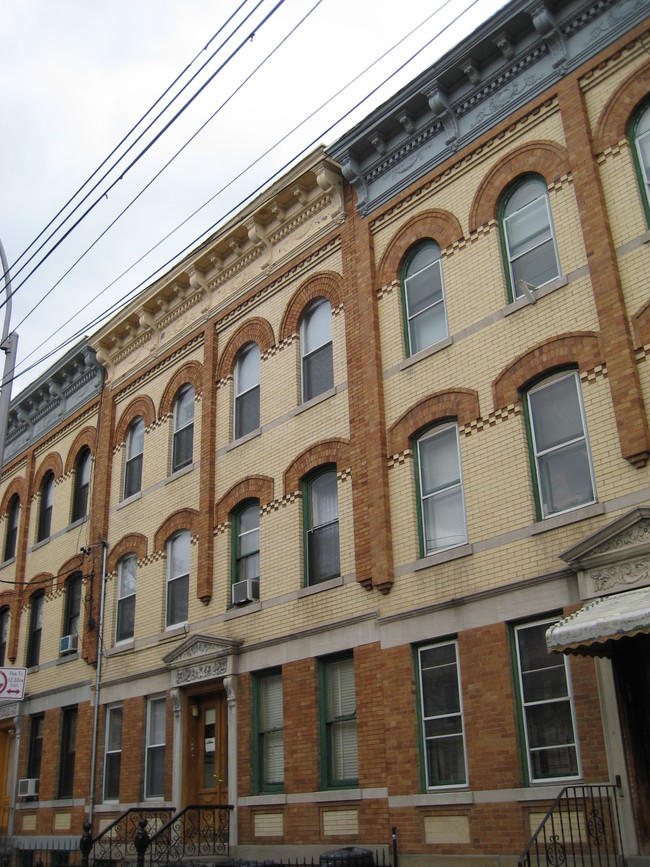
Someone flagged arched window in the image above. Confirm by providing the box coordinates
[402,241,448,355]
[3,493,19,561]
[37,472,54,542]
[416,422,467,555]
[166,531,189,628]
[500,175,561,301]
[0,607,9,666]
[72,447,91,522]
[234,343,260,439]
[301,299,333,402]
[172,385,195,473]
[303,466,339,585]
[61,573,82,653]
[231,501,260,603]
[631,102,650,224]
[116,554,137,643]
[27,592,44,667]
[124,417,145,499]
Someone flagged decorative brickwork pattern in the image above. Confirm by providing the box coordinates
[0,477,26,516]
[215,475,275,526]
[376,209,464,287]
[56,554,86,589]
[217,318,275,381]
[279,271,343,342]
[593,58,650,154]
[64,427,96,475]
[158,360,204,419]
[283,438,351,496]
[153,508,200,553]
[106,533,148,575]
[114,395,156,446]
[23,573,54,603]
[32,452,63,493]
[387,389,480,456]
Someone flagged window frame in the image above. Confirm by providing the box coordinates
[512,617,582,785]
[401,240,448,357]
[103,704,123,802]
[63,572,82,642]
[524,369,596,521]
[300,298,334,403]
[145,696,166,800]
[319,653,358,790]
[231,500,260,587]
[37,472,54,542]
[71,447,91,523]
[58,706,78,799]
[630,101,650,227]
[166,531,189,629]
[171,385,195,474]
[0,607,8,667]
[253,669,284,794]
[4,493,19,562]
[27,713,44,783]
[123,417,145,499]
[303,465,340,587]
[26,592,44,668]
[499,174,561,302]
[233,343,261,440]
[116,553,137,643]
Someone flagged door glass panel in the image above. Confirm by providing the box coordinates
[203,707,216,788]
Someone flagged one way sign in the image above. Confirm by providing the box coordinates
[0,668,26,701]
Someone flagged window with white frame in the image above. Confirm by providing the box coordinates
[321,655,357,788]
[72,447,91,522]
[255,671,284,792]
[123,417,144,499]
[116,554,137,643]
[501,175,561,300]
[37,471,54,542]
[104,705,122,801]
[514,619,580,783]
[172,385,194,473]
[418,640,467,788]
[234,343,260,439]
[301,298,334,402]
[632,102,650,222]
[304,467,339,585]
[26,592,44,668]
[416,422,467,555]
[402,241,448,355]
[526,370,596,519]
[166,531,189,628]
[4,493,19,561]
[233,501,260,584]
[63,573,82,644]
[145,696,166,799]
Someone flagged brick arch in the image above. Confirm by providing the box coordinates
[215,475,275,525]
[376,210,464,286]
[56,555,86,589]
[594,60,650,154]
[159,361,204,419]
[153,508,200,553]
[492,332,602,410]
[33,452,64,492]
[284,438,351,496]
[65,427,96,475]
[217,318,275,380]
[279,272,343,342]
[25,572,54,599]
[115,395,156,446]
[0,478,25,516]
[107,532,149,575]
[0,590,13,610]
[469,140,570,232]
[387,389,480,455]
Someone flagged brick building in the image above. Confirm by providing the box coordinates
[0,0,649,863]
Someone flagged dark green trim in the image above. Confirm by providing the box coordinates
[302,464,337,588]
[629,99,650,229]
[318,653,358,790]
[411,644,427,793]
[507,622,530,788]
[252,669,284,795]
[412,436,426,560]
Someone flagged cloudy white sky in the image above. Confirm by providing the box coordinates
[0,0,509,395]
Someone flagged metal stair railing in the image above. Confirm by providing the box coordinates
[518,782,625,867]
[147,804,233,865]
[91,807,175,866]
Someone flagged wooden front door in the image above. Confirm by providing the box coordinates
[185,692,228,806]
[0,727,15,834]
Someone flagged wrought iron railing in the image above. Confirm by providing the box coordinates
[92,807,174,865]
[519,783,624,867]
[147,804,232,865]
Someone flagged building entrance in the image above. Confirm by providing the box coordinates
[184,690,228,806]
[0,726,14,834]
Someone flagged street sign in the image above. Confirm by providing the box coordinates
[0,668,26,700]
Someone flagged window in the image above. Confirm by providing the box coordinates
[37,472,54,542]
[321,655,357,788]
[304,467,339,585]
[4,494,19,561]
[402,241,448,355]
[63,573,81,643]
[172,385,194,473]
[501,175,561,300]
[418,640,467,788]
[166,531,189,628]
[301,299,334,402]
[72,448,91,522]
[58,706,77,798]
[232,501,260,585]
[234,343,260,439]
[27,714,44,782]
[0,608,9,667]
[526,370,596,519]
[416,422,467,555]
[116,554,136,643]
[514,619,580,783]
[123,417,144,498]
[104,705,122,801]
[145,696,166,799]
[26,592,44,668]
[254,671,283,793]
[632,102,650,223]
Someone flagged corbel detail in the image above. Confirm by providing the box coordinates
[339,154,369,211]
[425,83,458,149]
[531,4,567,68]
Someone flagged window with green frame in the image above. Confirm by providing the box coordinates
[253,670,283,792]
[631,101,650,226]
[499,174,561,302]
[401,240,447,356]
[303,465,339,586]
[231,500,260,584]
[319,654,358,789]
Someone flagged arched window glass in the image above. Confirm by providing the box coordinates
[416,422,467,555]
[27,592,44,667]
[501,176,561,300]
[72,448,91,522]
[4,494,19,561]
[116,554,137,643]
[632,103,650,223]
[234,343,260,439]
[172,385,194,473]
[233,501,260,584]
[62,573,82,648]
[0,608,9,666]
[301,299,333,402]
[402,241,447,355]
[124,417,145,499]
[166,531,189,628]
[37,472,54,542]
[304,467,339,585]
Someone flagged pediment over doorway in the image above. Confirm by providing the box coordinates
[163,633,243,687]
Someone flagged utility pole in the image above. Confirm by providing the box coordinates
[0,239,18,480]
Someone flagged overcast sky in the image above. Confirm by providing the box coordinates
[0,0,509,396]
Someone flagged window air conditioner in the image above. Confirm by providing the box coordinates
[18,778,39,798]
[60,633,78,655]
[231,578,259,606]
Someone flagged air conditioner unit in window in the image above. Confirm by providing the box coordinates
[18,778,39,798]
[231,578,259,606]
[60,633,78,655]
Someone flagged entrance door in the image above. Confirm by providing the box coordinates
[0,727,15,834]
[186,692,228,805]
